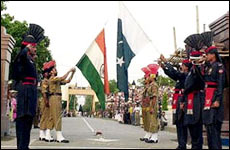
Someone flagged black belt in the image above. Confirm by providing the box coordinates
[174,91,183,94]
[206,85,217,88]
[50,93,62,96]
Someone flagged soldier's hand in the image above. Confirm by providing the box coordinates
[180,103,184,110]
[45,100,49,107]
[158,59,165,68]
[211,101,220,108]
[160,54,167,63]
[150,109,154,114]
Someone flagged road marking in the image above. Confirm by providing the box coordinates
[88,137,119,142]
[82,117,95,133]
[1,145,146,149]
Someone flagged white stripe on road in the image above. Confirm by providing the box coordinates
[1,145,145,149]
[81,117,95,133]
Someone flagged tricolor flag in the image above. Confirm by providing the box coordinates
[117,2,151,101]
[77,29,109,110]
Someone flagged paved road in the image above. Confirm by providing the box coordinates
[1,117,228,149]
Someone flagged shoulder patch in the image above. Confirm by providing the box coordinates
[219,69,224,74]
[218,63,223,67]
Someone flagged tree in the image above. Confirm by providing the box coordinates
[109,79,119,93]
[1,1,53,79]
[69,95,78,111]
[1,1,7,11]
[95,102,101,112]
[162,92,168,111]
[137,77,145,87]
[82,95,92,113]
[156,75,176,87]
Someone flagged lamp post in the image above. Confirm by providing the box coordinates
[131,80,136,103]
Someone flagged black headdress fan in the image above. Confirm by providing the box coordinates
[22,23,45,45]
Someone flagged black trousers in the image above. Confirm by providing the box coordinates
[187,122,203,149]
[176,122,188,149]
[205,121,222,149]
[16,115,33,149]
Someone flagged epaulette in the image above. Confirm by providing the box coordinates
[218,63,223,67]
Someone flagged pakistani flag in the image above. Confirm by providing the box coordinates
[77,29,109,110]
[117,2,151,101]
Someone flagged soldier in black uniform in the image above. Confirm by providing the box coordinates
[182,33,206,149]
[159,54,191,149]
[199,31,226,149]
[201,45,225,149]
[12,24,45,149]
[183,50,205,149]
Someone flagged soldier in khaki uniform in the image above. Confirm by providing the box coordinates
[49,64,76,143]
[145,64,159,143]
[140,66,152,141]
[39,61,55,142]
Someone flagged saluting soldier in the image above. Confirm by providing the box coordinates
[145,64,159,144]
[49,65,76,143]
[200,31,226,149]
[182,34,205,149]
[12,24,45,149]
[159,54,191,149]
[183,50,205,149]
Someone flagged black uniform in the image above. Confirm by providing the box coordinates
[14,47,38,149]
[12,23,44,149]
[202,61,225,149]
[183,65,205,149]
[163,62,188,149]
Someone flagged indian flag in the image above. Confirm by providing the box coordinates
[76,29,109,110]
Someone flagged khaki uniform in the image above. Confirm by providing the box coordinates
[146,82,159,133]
[49,76,68,131]
[142,84,149,132]
[40,78,54,130]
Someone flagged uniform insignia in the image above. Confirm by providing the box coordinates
[208,68,212,75]
[219,69,223,74]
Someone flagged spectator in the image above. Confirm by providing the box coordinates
[160,111,168,130]
[10,90,18,122]
[134,103,141,126]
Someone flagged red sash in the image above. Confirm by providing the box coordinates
[187,92,194,115]
[172,89,182,114]
[187,91,199,115]
[204,82,217,110]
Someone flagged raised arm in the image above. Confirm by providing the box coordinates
[64,67,76,83]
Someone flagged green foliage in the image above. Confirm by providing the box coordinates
[157,75,176,87]
[162,92,168,111]
[1,2,52,79]
[137,77,145,87]
[95,102,101,112]
[109,79,119,93]
[69,95,78,111]
[83,95,92,113]
[1,1,7,11]
[136,75,175,87]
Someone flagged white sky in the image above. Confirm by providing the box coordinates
[4,1,229,87]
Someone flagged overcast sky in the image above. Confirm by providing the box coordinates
[4,1,229,87]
